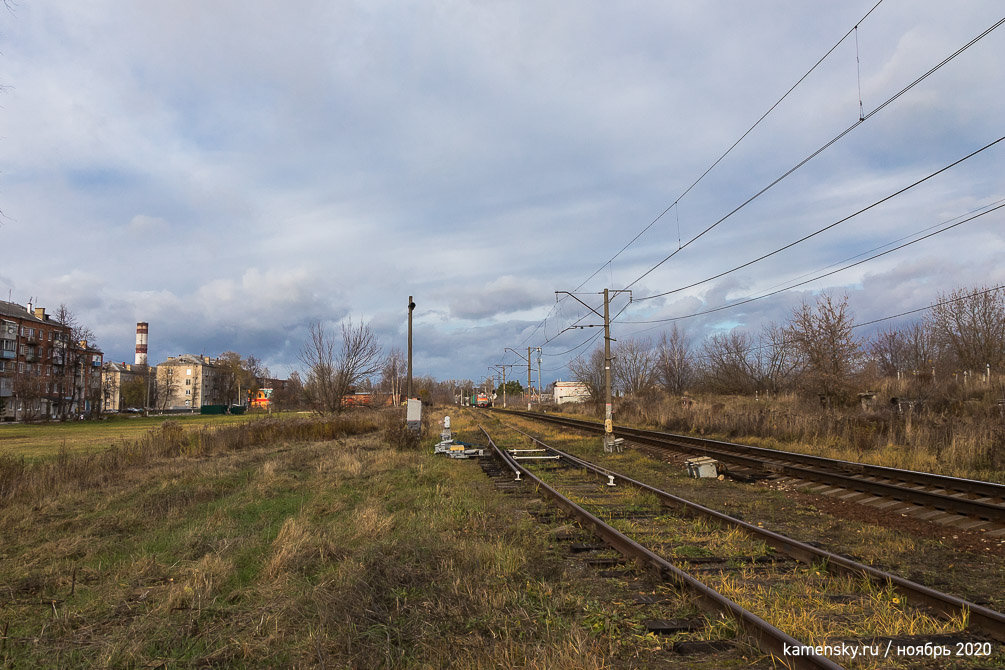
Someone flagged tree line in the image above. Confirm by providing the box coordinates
[569,286,1005,405]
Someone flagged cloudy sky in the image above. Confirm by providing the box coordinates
[2,1,1003,385]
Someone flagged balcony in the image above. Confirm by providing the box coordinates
[0,350,14,360]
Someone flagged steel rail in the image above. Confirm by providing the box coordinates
[480,425,846,670]
[499,410,1005,521]
[495,420,1005,643]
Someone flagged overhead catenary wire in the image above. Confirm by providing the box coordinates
[634,135,1005,301]
[617,202,1005,326]
[754,197,1005,295]
[572,0,888,292]
[501,10,1005,379]
[553,286,1005,373]
[621,14,1005,293]
[502,1,890,361]
[851,285,1005,330]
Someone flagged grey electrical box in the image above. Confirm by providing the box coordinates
[686,456,718,479]
[406,398,422,433]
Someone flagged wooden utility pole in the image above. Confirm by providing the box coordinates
[407,296,415,398]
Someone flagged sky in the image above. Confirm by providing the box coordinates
[2,1,1003,386]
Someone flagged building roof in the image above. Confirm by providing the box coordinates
[0,300,44,324]
[156,354,218,367]
[0,300,70,328]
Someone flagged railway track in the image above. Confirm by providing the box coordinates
[495,409,1005,531]
[475,416,1004,669]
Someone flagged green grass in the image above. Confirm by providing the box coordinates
[2,411,760,668]
[0,412,293,460]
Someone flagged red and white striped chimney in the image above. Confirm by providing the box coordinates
[135,322,149,366]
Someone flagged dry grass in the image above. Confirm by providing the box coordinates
[4,409,738,669]
[0,413,382,504]
[0,411,267,459]
[606,392,1004,481]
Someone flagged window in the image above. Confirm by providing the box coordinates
[185,389,191,395]
[186,368,192,375]
[185,379,191,385]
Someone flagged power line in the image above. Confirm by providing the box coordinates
[621,15,1005,293]
[852,285,1005,330]
[634,135,1005,301]
[503,1,890,360]
[754,197,1005,295]
[573,1,888,293]
[617,201,1005,325]
[545,329,604,358]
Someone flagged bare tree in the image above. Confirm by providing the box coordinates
[120,376,147,409]
[299,320,383,414]
[568,347,606,403]
[871,328,909,377]
[787,294,861,402]
[614,337,655,397]
[700,330,757,394]
[654,325,695,396]
[272,371,305,412]
[926,286,1005,373]
[13,373,47,422]
[53,304,97,418]
[380,347,406,405]
[751,323,799,394]
[157,369,179,410]
[869,323,934,377]
[216,352,266,406]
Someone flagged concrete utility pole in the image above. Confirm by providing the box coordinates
[554,288,632,453]
[505,348,532,410]
[492,364,515,407]
[527,347,533,410]
[602,288,613,450]
[407,296,415,398]
[532,347,542,402]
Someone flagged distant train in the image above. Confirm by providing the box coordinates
[470,392,491,408]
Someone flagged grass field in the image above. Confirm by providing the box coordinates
[1,409,759,668]
[0,412,296,460]
[4,408,999,668]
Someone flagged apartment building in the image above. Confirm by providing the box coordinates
[0,300,82,421]
[154,354,229,410]
[101,361,150,412]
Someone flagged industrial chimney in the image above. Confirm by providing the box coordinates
[135,322,149,366]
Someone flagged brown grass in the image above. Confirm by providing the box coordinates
[600,391,1005,481]
[0,413,383,504]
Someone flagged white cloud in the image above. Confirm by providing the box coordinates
[2,1,1003,381]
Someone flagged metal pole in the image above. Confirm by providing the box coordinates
[527,346,532,410]
[407,296,415,399]
[536,347,542,404]
[603,288,616,452]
